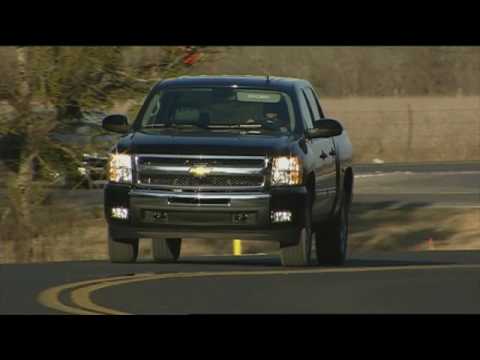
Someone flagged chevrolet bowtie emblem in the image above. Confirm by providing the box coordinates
[189,165,212,178]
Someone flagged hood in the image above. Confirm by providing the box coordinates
[116,130,300,157]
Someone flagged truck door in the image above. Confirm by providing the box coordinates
[298,87,336,221]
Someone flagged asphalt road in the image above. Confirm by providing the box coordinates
[354,161,480,208]
[2,251,480,314]
[1,161,479,314]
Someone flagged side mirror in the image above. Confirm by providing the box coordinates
[102,114,129,133]
[307,118,343,139]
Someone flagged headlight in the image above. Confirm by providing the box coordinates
[271,156,302,186]
[108,153,132,183]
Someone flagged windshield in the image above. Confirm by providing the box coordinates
[137,87,296,134]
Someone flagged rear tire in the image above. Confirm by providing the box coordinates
[152,238,182,263]
[108,234,139,263]
[315,194,350,266]
[280,204,312,267]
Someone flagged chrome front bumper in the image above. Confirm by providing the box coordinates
[105,184,309,245]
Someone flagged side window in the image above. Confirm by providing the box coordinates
[298,89,314,130]
[309,87,325,118]
[304,88,322,121]
[143,93,162,125]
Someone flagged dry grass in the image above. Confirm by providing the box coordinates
[349,207,480,253]
[321,95,480,163]
[0,204,106,263]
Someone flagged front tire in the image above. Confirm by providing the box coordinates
[152,238,182,263]
[315,194,350,266]
[280,205,312,267]
[108,234,139,263]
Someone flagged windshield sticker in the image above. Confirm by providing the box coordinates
[236,92,282,103]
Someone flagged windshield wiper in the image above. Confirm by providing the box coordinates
[143,124,168,128]
[208,124,263,129]
[143,123,280,132]
[172,123,209,130]
[210,123,282,132]
[142,123,208,130]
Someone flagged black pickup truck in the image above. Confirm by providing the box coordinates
[102,76,353,266]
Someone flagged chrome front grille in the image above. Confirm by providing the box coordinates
[134,155,267,191]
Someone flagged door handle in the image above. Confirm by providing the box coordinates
[329,149,336,156]
[320,151,328,160]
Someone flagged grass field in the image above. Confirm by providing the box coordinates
[321,95,480,163]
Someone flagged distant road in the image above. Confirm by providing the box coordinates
[354,161,480,174]
[353,161,480,208]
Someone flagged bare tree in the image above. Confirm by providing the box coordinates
[0,46,217,262]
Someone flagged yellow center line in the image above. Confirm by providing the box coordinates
[37,273,156,315]
[55,263,480,315]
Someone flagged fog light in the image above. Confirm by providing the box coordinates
[271,210,292,223]
[111,207,129,220]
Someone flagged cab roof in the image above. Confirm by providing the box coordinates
[153,75,310,92]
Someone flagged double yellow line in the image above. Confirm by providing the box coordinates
[37,263,480,315]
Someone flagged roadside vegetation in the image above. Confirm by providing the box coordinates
[0,46,222,262]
